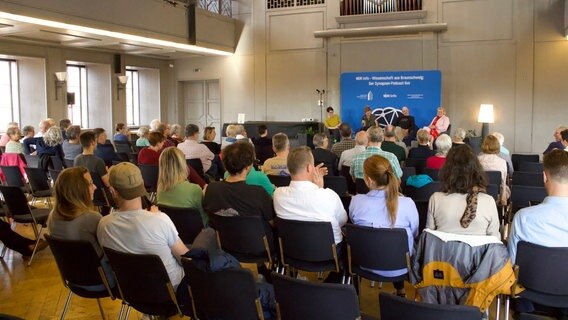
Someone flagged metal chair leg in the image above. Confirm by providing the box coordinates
[60,290,73,320]
[0,245,8,258]
[27,225,43,267]
[504,295,510,320]
[124,305,131,320]
[495,294,501,320]
[118,303,127,320]
[96,298,106,320]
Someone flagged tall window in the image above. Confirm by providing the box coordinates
[126,69,140,126]
[0,59,19,129]
[66,64,88,127]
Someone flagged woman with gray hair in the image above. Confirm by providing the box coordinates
[24,125,65,171]
[62,125,82,161]
[426,134,452,169]
[135,126,150,147]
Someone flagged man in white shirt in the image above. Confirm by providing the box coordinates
[177,124,216,176]
[338,131,367,171]
[274,146,347,245]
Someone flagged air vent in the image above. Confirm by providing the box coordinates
[267,0,324,10]
[39,29,102,41]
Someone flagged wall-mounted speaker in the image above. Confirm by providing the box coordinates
[67,92,75,105]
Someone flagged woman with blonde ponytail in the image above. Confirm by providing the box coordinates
[349,155,418,296]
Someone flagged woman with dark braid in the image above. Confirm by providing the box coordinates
[426,145,500,238]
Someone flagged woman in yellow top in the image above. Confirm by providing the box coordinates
[324,106,341,142]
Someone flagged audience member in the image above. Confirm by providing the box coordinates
[312,133,338,176]
[491,132,513,174]
[201,126,221,155]
[361,105,377,131]
[543,126,567,154]
[97,162,190,314]
[350,126,403,179]
[561,129,568,151]
[338,131,367,171]
[47,166,113,290]
[170,124,184,144]
[426,107,450,140]
[59,119,71,140]
[0,219,48,260]
[0,122,18,147]
[425,134,452,169]
[381,125,406,163]
[408,129,434,159]
[393,126,409,157]
[221,124,237,150]
[451,128,467,148]
[137,132,165,165]
[62,125,82,161]
[426,146,499,238]
[4,127,23,154]
[93,128,122,166]
[21,125,35,154]
[394,106,416,145]
[35,126,65,170]
[331,123,356,157]
[149,119,161,132]
[157,148,206,225]
[349,155,418,296]
[156,123,175,148]
[75,131,110,188]
[178,124,217,177]
[324,106,341,142]
[34,119,52,138]
[274,146,347,245]
[478,135,510,204]
[253,124,273,165]
[262,133,290,176]
[113,123,129,142]
[136,126,150,147]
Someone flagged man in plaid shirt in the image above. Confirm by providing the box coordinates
[350,126,403,180]
[331,123,356,157]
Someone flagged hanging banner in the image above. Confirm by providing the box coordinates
[339,70,442,132]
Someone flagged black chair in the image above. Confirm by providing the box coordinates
[158,205,204,245]
[272,273,366,320]
[514,241,568,308]
[512,172,544,187]
[186,158,205,179]
[413,199,429,232]
[518,314,556,320]
[114,141,132,154]
[324,175,348,196]
[405,158,427,174]
[355,178,369,194]
[405,181,443,201]
[48,169,62,184]
[210,214,274,269]
[485,184,500,202]
[45,235,120,319]
[340,165,356,195]
[276,217,340,274]
[181,258,264,320]
[423,168,440,181]
[23,167,53,207]
[379,292,482,320]
[511,154,539,171]
[50,155,64,170]
[267,174,291,187]
[64,159,75,168]
[90,171,112,209]
[0,185,50,266]
[0,165,29,193]
[138,164,158,202]
[400,166,416,193]
[485,170,502,187]
[103,247,184,318]
[23,154,39,168]
[519,162,544,173]
[345,225,410,289]
[511,185,547,213]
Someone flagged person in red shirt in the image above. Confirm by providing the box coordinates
[137,132,164,165]
[426,134,452,169]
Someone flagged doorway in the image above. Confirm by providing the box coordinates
[182,80,221,143]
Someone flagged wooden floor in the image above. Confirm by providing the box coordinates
[0,222,506,319]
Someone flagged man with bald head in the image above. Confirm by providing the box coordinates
[394,106,416,145]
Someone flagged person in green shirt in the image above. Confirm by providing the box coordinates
[224,165,275,196]
[157,147,206,225]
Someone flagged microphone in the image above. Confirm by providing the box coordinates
[316,89,321,94]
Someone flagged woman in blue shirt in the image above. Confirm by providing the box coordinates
[349,154,419,296]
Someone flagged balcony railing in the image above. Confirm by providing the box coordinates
[340,0,422,16]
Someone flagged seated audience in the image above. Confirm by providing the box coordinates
[137,132,165,165]
[5,127,23,154]
[491,132,513,174]
[93,128,122,166]
[331,123,356,158]
[223,153,276,196]
[312,133,338,176]
[0,122,18,147]
[562,129,568,150]
[170,124,184,144]
[156,123,176,148]
[0,219,48,260]
[351,126,403,180]
[324,106,341,142]
[136,126,150,147]
[149,119,161,132]
[221,124,237,150]
[113,123,129,142]
[426,107,450,140]
[59,119,71,140]
[157,147,206,225]
[47,167,114,290]
[349,155,418,296]
[338,131,367,170]
[543,126,567,154]
[393,127,409,157]
[21,125,35,143]
[201,126,221,155]
[274,146,347,245]
[262,133,290,176]
[478,135,510,204]
[253,124,273,165]
[451,128,467,148]
[426,146,499,238]
[408,129,434,159]
[425,133,452,169]
[97,162,190,314]
[75,131,110,188]
[36,126,65,170]
[178,124,217,177]
[381,125,406,163]
[62,125,82,161]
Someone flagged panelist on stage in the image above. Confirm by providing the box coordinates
[426,107,450,140]
[361,105,377,131]
[324,106,341,142]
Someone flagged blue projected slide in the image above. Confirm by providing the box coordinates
[340,70,442,132]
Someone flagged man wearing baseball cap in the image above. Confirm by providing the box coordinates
[97,162,190,313]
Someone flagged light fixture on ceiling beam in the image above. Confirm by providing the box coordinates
[54,71,67,101]
[117,75,128,101]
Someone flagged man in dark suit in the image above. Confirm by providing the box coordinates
[312,133,338,176]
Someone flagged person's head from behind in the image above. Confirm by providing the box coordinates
[137,126,150,139]
[150,119,161,132]
[272,133,289,154]
[170,124,182,138]
[416,129,430,145]
[115,123,127,134]
[93,128,107,144]
[185,124,200,139]
[453,128,466,143]
[355,131,368,146]
[109,162,148,206]
[561,129,568,147]
[287,146,315,179]
[6,121,18,130]
[59,119,71,130]
[366,126,384,145]
[156,123,170,137]
[39,119,51,134]
[312,133,328,149]
[52,167,95,220]
[158,147,188,192]
[543,150,568,192]
[79,131,97,149]
[44,126,63,147]
[203,126,216,141]
[384,125,396,141]
[258,124,268,137]
[491,132,505,146]
[554,126,567,142]
[440,145,487,194]
[481,135,500,155]
[222,142,255,176]
[148,131,165,148]
[66,125,81,142]
[226,124,237,138]
[363,155,400,225]
[7,127,20,141]
[339,123,352,138]
[435,134,452,156]
[22,125,35,138]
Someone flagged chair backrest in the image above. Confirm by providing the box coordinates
[345,225,409,272]
[512,172,544,187]
[272,273,361,320]
[405,158,426,174]
[24,154,39,168]
[401,166,416,193]
[267,174,291,187]
[276,217,335,262]
[516,241,568,300]
[511,185,547,212]
[519,162,544,173]
[158,205,204,244]
[323,175,348,196]
[379,292,481,320]
[210,214,271,257]
[485,184,499,202]
[405,181,443,201]
[484,170,502,186]
[423,168,440,181]
[355,178,369,194]
[181,258,262,320]
[103,247,182,317]
[511,154,539,171]
[186,158,205,178]
[114,141,132,154]
[64,159,75,168]
[50,156,64,170]
[339,165,356,194]
[90,171,111,207]
[0,165,26,187]
[138,164,159,192]
[0,185,32,217]
[45,234,113,297]
[24,167,51,192]
[413,199,429,232]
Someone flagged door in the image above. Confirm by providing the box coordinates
[183,80,221,143]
